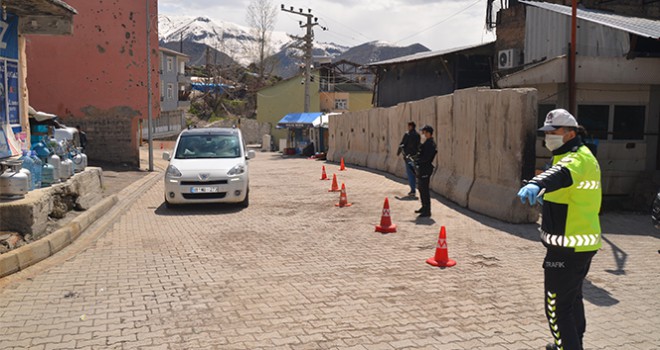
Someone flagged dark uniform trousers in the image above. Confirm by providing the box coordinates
[418,174,431,213]
[544,249,596,350]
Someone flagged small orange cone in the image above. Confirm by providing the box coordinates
[335,183,352,207]
[375,197,397,233]
[320,166,329,180]
[340,157,346,171]
[328,174,340,192]
[160,142,164,150]
[426,226,456,267]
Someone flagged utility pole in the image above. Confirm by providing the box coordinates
[280,5,326,113]
[568,0,577,116]
[146,0,154,172]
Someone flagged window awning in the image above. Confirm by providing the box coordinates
[276,112,323,128]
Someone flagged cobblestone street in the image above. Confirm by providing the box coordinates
[0,151,658,349]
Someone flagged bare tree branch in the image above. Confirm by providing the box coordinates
[246,0,278,83]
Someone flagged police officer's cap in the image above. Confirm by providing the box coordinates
[421,125,434,134]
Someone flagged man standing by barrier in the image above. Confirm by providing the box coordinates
[398,121,420,197]
[415,125,437,218]
[517,109,601,350]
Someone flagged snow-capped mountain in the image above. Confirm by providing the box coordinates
[158,15,348,67]
[158,15,430,78]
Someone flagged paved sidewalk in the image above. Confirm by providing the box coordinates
[0,151,658,350]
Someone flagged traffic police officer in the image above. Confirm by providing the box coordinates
[518,109,601,350]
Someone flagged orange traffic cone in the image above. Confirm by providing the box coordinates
[335,183,352,207]
[426,226,456,267]
[320,166,329,180]
[160,143,164,150]
[340,157,346,171]
[375,197,397,233]
[328,174,340,192]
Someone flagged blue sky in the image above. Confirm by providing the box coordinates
[158,0,496,51]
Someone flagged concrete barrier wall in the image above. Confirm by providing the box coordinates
[366,108,389,171]
[467,88,538,223]
[345,110,370,167]
[385,104,408,178]
[328,87,538,223]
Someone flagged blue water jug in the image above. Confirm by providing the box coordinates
[19,150,35,191]
[30,151,43,189]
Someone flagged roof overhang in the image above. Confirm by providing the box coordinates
[160,47,190,59]
[12,0,77,36]
[519,0,660,39]
[369,41,495,66]
[498,55,660,87]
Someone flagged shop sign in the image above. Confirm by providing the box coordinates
[0,11,19,132]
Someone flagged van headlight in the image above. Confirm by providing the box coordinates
[227,164,245,176]
[166,165,182,177]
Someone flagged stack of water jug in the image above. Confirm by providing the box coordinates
[0,137,87,200]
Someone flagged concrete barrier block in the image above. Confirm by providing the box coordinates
[346,110,370,166]
[16,238,51,270]
[468,179,539,223]
[46,228,72,254]
[386,103,408,178]
[0,253,19,278]
[367,108,389,171]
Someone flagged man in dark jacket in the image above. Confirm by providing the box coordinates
[398,121,420,197]
[414,125,437,217]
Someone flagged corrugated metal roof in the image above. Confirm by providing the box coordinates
[368,41,495,66]
[520,0,660,39]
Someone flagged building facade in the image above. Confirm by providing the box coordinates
[495,0,660,205]
[26,0,159,167]
[369,42,495,108]
[257,63,373,150]
[142,47,191,139]
[0,1,76,159]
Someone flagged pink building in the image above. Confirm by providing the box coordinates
[26,0,160,166]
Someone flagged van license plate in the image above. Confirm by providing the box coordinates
[191,187,219,193]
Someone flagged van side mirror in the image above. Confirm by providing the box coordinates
[246,150,256,160]
[162,152,171,161]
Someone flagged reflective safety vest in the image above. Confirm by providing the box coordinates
[536,144,602,252]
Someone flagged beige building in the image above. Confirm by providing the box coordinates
[257,61,373,151]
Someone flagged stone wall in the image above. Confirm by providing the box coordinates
[328,87,539,223]
[61,107,141,167]
[0,167,103,238]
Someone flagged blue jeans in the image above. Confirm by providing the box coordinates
[405,161,416,193]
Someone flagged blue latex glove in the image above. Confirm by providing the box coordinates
[518,183,541,206]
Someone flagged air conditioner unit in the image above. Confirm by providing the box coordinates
[498,49,520,69]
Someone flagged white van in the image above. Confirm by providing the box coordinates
[162,128,255,208]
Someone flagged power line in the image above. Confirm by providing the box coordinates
[394,0,482,45]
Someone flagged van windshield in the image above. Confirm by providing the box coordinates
[175,134,242,159]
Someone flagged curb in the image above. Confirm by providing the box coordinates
[0,195,118,278]
[0,169,164,282]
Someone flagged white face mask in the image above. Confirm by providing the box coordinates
[545,134,565,151]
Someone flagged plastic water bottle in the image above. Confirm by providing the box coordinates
[19,150,35,191]
[30,151,43,189]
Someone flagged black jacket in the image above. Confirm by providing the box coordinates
[417,137,437,176]
[399,130,420,157]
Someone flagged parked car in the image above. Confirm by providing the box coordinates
[162,127,255,208]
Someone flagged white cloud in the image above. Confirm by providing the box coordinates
[158,0,495,51]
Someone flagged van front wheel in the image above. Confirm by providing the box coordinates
[239,188,249,208]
